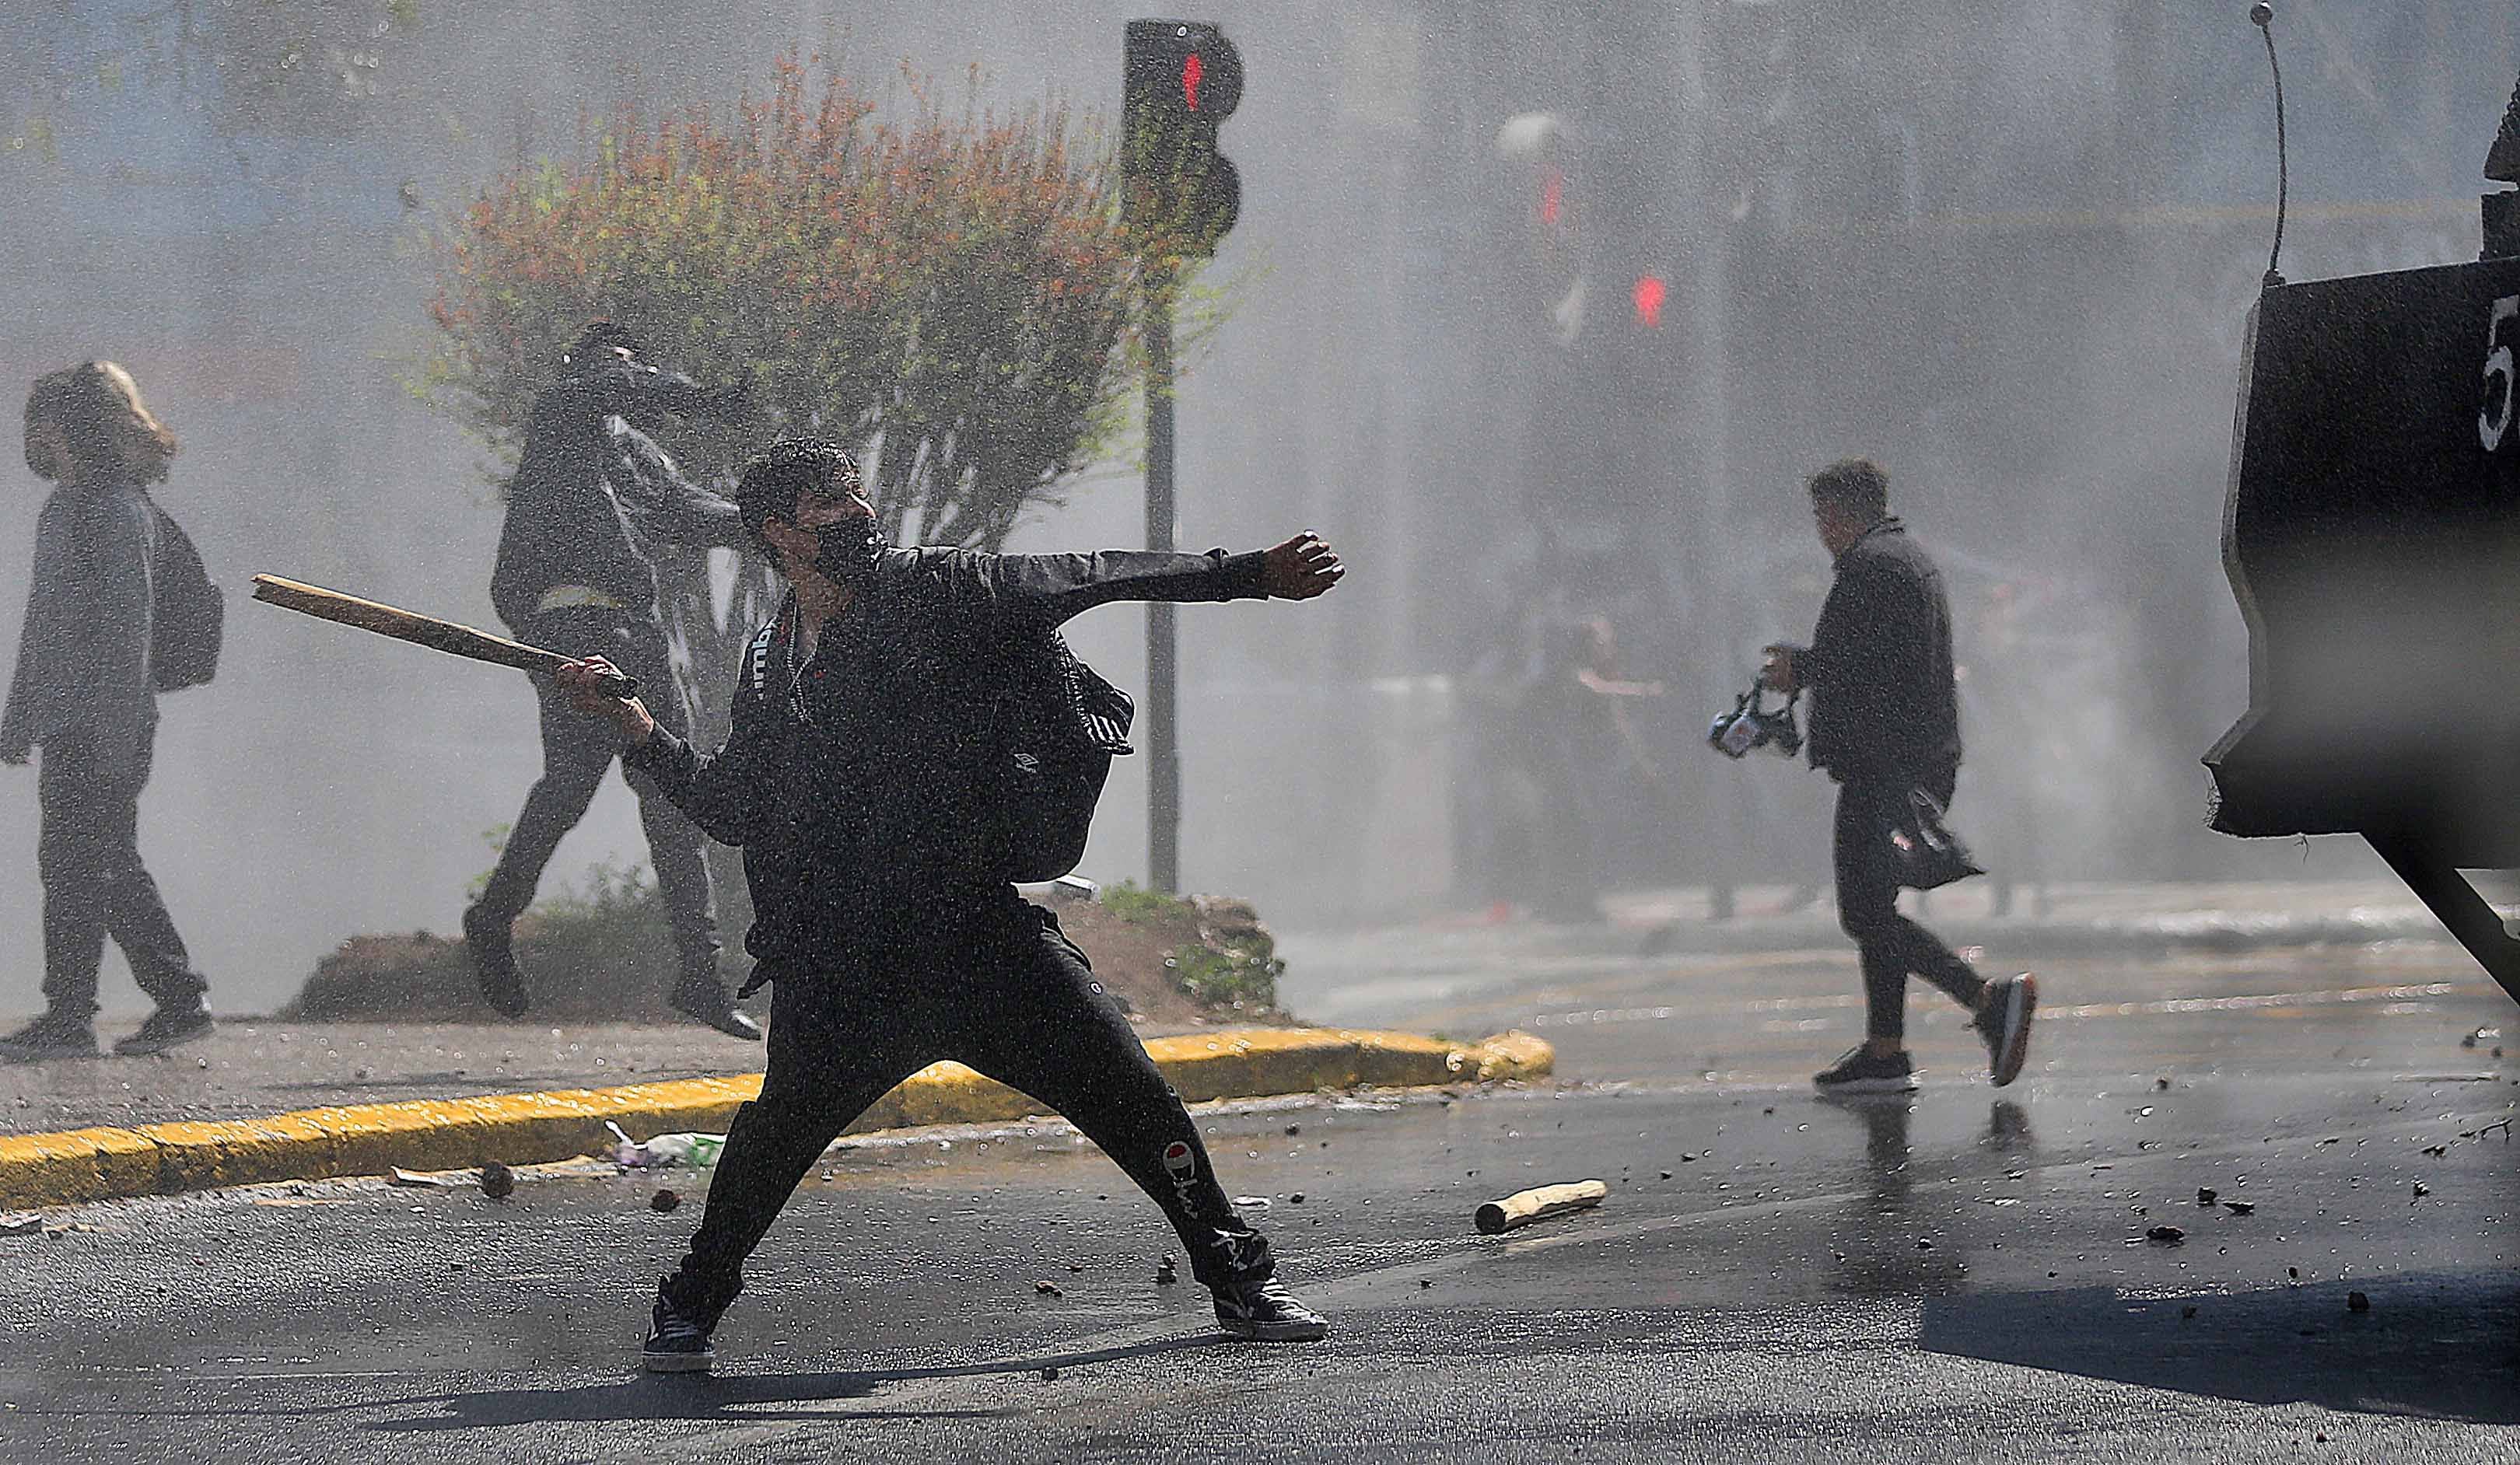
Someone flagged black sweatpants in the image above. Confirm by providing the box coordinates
[38,711,208,1019]
[476,610,720,975]
[661,895,1269,1326]
[1832,768,1986,1044]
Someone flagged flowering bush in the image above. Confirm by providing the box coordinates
[415,58,1228,973]
[416,57,1171,551]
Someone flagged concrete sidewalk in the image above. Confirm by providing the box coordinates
[1321,878,2488,966]
[2,1019,786,1138]
[1274,878,2514,1035]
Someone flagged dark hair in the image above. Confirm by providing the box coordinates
[24,362,178,486]
[735,438,863,557]
[565,320,644,365]
[1806,457,1888,519]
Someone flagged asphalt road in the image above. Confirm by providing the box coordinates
[2,935,2513,1463]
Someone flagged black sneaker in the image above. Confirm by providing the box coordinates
[1813,1046,1917,1094]
[114,1006,215,1056]
[0,1012,98,1063]
[1212,1276,1328,1341]
[463,904,530,1018]
[642,1292,716,1372]
[1974,973,2038,1089]
[669,977,762,1042]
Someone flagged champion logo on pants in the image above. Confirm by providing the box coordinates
[1161,1140,1202,1212]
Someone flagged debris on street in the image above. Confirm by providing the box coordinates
[605,1122,726,1170]
[651,1188,681,1212]
[1474,1179,1608,1236]
[479,1162,516,1199]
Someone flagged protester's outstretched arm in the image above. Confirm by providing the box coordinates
[576,358,740,429]
[973,533,1344,626]
[621,432,746,550]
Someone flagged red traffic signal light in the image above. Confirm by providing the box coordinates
[1632,274,1667,329]
[1125,19,1243,256]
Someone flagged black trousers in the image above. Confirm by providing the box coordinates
[38,712,208,1019]
[662,897,1269,1327]
[1832,768,1985,1044]
[476,610,719,975]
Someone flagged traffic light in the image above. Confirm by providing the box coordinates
[1123,19,1243,256]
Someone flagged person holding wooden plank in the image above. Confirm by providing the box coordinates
[555,438,1342,1370]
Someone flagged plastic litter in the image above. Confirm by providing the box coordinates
[605,1121,726,1170]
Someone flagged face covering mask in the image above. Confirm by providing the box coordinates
[810,515,886,579]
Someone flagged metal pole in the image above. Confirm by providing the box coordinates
[1146,271,1181,893]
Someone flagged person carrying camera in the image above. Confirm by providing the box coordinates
[1762,459,2035,1093]
[464,321,758,1037]
[555,439,1342,1371]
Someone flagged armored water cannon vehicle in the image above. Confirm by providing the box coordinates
[2204,69,2520,1005]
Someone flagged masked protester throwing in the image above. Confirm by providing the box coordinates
[556,439,1345,1370]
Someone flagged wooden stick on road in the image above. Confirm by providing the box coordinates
[1475,1179,1609,1236]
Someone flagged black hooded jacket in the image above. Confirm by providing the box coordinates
[625,543,1269,966]
[488,359,744,630]
[1797,516,1962,780]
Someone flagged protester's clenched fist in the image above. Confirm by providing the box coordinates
[557,656,657,746]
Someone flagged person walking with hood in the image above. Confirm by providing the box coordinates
[464,321,758,1037]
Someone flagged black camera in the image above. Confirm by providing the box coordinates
[1708,679,1801,760]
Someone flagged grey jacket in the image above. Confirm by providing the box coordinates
[0,477,162,777]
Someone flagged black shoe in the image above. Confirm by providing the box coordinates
[1813,1045,1917,1094]
[1974,973,2038,1089]
[463,904,530,1018]
[0,1012,99,1063]
[114,1006,215,1057]
[670,977,762,1041]
[642,1291,717,1372]
[1212,1276,1328,1342]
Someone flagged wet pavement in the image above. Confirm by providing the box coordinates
[1,931,2512,1462]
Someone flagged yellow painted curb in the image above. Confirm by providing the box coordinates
[0,1027,1548,1210]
